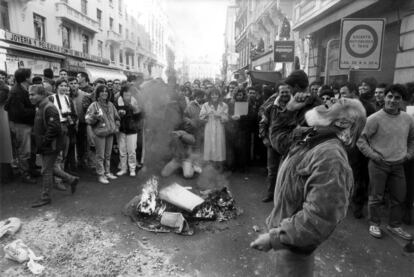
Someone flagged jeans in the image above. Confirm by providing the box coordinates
[266,146,281,196]
[94,135,114,176]
[9,122,32,176]
[117,132,137,172]
[41,152,75,200]
[76,122,88,166]
[368,160,406,227]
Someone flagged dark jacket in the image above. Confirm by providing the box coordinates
[33,98,63,154]
[5,83,36,125]
[266,135,352,254]
[116,97,142,134]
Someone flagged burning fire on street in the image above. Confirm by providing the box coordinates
[123,176,242,235]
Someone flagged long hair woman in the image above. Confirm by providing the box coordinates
[85,84,120,184]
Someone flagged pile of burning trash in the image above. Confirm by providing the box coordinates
[123,176,240,235]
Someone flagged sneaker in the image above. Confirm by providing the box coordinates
[130,171,136,177]
[193,165,202,174]
[98,175,109,184]
[105,173,118,180]
[117,170,127,176]
[387,226,413,240]
[369,225,382,238]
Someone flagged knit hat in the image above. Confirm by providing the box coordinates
[285,70,309,90]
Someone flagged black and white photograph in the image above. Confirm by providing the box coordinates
[0,0,414,276]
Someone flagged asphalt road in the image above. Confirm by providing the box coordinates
[1,166,413,276]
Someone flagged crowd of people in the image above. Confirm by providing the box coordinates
[0,67,413,247]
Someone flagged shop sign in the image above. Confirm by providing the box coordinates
[0,30,110,65]
[339,18,385,70]
[274,41,295,63]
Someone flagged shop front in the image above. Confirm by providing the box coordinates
[0,29,114,79]
[84,62,127,83]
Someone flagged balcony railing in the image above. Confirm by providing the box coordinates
[106,30,121,45]
[122,38,136,51]
[55,2,99,33]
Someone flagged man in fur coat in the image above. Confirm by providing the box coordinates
[251,97,366,276]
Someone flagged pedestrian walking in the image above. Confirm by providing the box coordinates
[29,85,78,208]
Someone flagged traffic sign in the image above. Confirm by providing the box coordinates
[339,18,385,70]
[274,40,294,63]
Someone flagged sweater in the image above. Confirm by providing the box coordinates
[357,109,414,162]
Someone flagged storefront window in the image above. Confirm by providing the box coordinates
[98,40,103,57]
[33,13,46,41]
[81,0,87,15]
[110,45,115,62]
[62,26,71,48]
[82,34,89,54]
[0,1,10,31]
[97,9,102,28]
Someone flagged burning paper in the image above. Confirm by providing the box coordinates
[137,176,160,215]
[159,183,205,212]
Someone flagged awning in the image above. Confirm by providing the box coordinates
[84,65,127,83]
[293,0,379,37]
[247,70,282,86]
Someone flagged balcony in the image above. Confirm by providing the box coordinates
[106,30,121,45]
[122,38,136,52]
[55,2,99,33]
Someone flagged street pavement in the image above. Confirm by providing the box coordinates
[0,167,413,276]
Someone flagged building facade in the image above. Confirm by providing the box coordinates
[233,0,294,82]
[0,0,160,81]
[290,0,414,85]
[222,5,238,82]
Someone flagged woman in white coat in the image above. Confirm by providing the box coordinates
[199,88,228,171]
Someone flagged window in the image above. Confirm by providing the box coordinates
[126,29,128,39]
[119,49,123,64]
[126,53,129,66]
[109,45,115,62]
[98,40,103,57]
[119,24,122,35]
[33,13,46,41]
[118,0,122,14]
[109,17,113,30]
[82,34,89,54]
[96,9,102,27]
[81,0,87,14]
[109,0,113,7]
[0,1,10,31]
[62,26,71,48]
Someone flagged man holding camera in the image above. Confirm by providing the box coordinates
[49,78,78,187]
[29,85,78,208]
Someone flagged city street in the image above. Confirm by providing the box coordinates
[1,167,413,276]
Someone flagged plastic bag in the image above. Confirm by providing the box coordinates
[4,239,45,275]
[0,217,21,238]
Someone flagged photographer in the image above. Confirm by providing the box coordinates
[50,78,78,184]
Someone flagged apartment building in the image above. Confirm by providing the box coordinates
[0,0,159,81]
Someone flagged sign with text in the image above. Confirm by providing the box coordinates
[274,40,294,63]
[0,29,110,65]
[339,18,385,70]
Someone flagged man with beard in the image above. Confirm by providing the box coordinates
[269,70,322,157]
[251,97,366,276]
[259,82,291,202]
